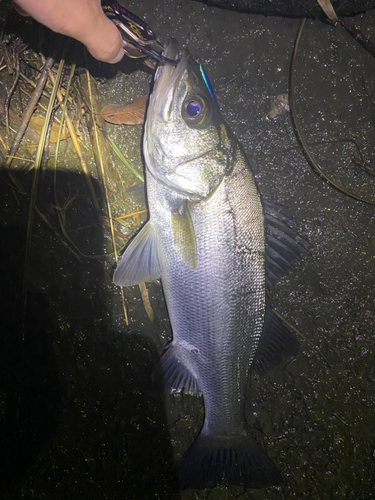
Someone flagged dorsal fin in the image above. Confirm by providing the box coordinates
[252,309,300,375]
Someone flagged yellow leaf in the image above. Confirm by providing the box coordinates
[29,114,67,142]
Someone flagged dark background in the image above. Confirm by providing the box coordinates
[1,1,375,498]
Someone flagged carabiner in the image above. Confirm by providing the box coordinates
[102,3,179,65]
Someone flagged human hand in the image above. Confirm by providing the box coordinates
[12,0,124,63]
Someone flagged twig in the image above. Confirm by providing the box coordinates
[0,131,7,151]
[53,63,75,208]
[21,58,65,336]
[101,128,144,182]
[4,45,21,137]
[20,71,73,104]
[82,68,129,325]
[47,68,100,210]
[6,57,54,165]
[115,209,147,220]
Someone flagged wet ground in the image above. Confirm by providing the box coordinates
[1,0,375,498]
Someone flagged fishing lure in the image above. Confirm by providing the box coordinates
[199,64,218,105]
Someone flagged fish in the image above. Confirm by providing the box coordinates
[113,39,308,489]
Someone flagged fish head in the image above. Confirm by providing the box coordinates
[144,39,235,200]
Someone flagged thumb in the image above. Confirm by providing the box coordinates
[83,17,124,63]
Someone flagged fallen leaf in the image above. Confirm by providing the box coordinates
[138,282,154,322]
[99,95,148,125]
[29,114,67,142]
[268,93,290,119]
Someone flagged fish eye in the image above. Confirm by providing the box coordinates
[186,100,201,117]
[182,95,210,127]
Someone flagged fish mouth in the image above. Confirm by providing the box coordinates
[150,39,190,107]
[162,38,181,64]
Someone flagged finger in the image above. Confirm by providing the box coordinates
[11,1,30,16]
[83,18,124,63]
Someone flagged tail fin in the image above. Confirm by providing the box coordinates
[178,431,282,489]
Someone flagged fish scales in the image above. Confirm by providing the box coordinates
[114,38,307,489]
[147,146,264,426]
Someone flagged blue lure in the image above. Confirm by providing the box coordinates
[199,64,218,106]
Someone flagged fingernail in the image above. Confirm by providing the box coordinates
[107,48,124,64]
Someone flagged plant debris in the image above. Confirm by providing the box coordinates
[268,93,290,118]
[99,95,148,125]
[29,113,66,142]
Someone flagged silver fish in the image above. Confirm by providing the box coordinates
[114,39,307,489]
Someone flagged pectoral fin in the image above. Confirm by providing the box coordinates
[171,201,197,270]
[113,221,161,286]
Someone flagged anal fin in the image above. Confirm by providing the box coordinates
[154,343,201,397]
